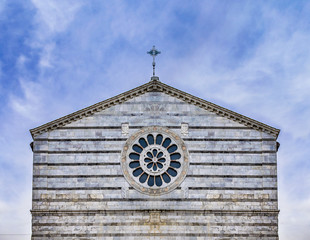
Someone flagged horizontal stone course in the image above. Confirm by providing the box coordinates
[33,139,276,152]
[35,128,274,140]
[32,188,277,199]
[32,176,275,190]
[32,164,277,176]
[32,200,278,211]
[31,91,279,239]
[32,224,277,235]
[32,237,278,240]
[33,152,276,164]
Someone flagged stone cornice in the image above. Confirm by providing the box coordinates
[30,80,280,139]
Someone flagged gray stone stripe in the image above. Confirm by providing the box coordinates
[59,126,122,129]
[33,150,275,154]
[33,187,122,190]
[188,187,277,190]
[31,209,280,216]
[57,126,179,130]
[187,175,276,178]
[184,138,275,141]
[31,233,278,237]
[33,186,276,191]
[33,174,122,178]
[33,174,277,178]
[33,162,120,166]
[190,162,276,166]
[56,113,233,117]
[57,126,252,130]
[120,101,190,104]
[51,112,259,117]
[189,150,276,154]
[33,150,121,154]
[33,222,278,227]
[32,198,277,202]
[32,162,275,166]
[34,138,274,142]
[189,126,251,129]
[35,138,127,142]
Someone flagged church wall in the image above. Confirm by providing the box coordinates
[31,92,278,239]
[36,127,274,139]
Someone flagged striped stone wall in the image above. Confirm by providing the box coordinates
[31,92,279,239]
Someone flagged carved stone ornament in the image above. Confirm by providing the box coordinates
[181,123,189,136]
[121,123,129,136]
[121,126,189,195]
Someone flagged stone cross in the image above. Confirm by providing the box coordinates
[147,45,161,76]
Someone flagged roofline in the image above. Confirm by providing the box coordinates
[30,79,280,139]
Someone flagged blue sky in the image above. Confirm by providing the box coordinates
[0,0,310,239]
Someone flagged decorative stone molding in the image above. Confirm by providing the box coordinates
[30,79,280,138]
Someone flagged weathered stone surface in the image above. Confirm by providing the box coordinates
[31,91,279,239]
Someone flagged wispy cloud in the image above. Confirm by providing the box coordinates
[0,0,6,14]
[0,1,309,239]
[31,0,83,35]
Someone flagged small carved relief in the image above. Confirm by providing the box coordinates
[121,184,129,198]
[148,211,161,223]
[182,186,189,198]
[144,103,165,112]
[181,123,189,136]
[121,123,129,136]
[147,211,163,234]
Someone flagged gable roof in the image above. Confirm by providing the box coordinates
[30,79,280,139]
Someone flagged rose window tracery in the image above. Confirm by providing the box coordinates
[121,126,189,195]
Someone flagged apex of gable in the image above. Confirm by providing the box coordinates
[30,80,280,139]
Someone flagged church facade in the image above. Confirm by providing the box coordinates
[30,78,280,239]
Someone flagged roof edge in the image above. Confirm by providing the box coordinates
[30,79,280,139]
[30,81,154,138]
[155,81,280,138]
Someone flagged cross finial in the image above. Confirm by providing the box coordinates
[147,45,161,77]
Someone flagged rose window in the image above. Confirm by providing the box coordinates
[121,126,189,195]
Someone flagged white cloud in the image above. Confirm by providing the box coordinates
[31,0,83,35]
[38,43,55,68]
[9,78,43,121]
[1,1,310,238]
[279,172,310,240]
[160,2,310,139]
[0,0,6,15]
[0,190,31,239]
[28,0,84,72]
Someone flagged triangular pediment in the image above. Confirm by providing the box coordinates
[30,79,280,138]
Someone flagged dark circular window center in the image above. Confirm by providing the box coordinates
[145,149,165,171]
